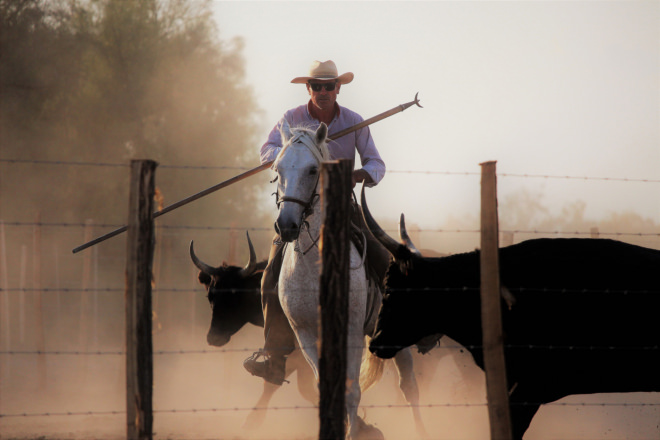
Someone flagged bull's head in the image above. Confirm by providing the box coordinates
[360,186,443,358]
[190,232,263,346]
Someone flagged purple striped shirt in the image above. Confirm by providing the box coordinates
[260,101,386,186]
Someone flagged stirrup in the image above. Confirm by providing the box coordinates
[245,349,267,363]
[243,350,289,385]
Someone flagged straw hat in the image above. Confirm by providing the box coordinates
[291,60,354,84]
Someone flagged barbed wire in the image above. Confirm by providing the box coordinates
[2,220,659,239]
[0,158,244,172]
[3,341,657,357]
[2,158,660,183]
[2,400,659,419]
[2,285,659,296]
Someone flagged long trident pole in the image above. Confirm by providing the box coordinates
[72,93,422,254]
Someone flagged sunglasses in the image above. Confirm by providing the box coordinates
[309,82,337,92]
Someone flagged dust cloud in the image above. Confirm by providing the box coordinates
[2,321,659,439]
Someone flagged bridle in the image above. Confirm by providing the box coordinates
[273,131,325,223]
[275,192,320,221]
[272,131,368,264]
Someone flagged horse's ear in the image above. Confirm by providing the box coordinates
[280,119,293,143]
[316,122,328,143]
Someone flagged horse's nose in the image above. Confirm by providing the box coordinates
[275,218,299,242]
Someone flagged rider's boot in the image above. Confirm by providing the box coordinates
[243,350,287,386]
[243,236,292,386]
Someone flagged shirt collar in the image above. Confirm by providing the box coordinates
[306,100,341,122]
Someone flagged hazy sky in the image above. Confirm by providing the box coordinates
[211,1,659,228]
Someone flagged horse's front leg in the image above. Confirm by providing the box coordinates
[394,348,429,439]
[243,351,303,429]
[294,330,320,381]
[288,348,318,404]
[242,381,279,429]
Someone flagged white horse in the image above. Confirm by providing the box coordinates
[271,120,427,439]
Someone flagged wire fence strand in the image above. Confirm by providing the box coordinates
[3,157,660,183]
[3,400,660,419]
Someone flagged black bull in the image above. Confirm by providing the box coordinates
[189,234,318,428]
[362,199,660,438]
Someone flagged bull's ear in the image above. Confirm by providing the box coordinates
[198,271,212,286]
[316,122,328,143]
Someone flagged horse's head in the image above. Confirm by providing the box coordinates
[272,120,329,242]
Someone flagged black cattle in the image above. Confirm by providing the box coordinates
[190,233,317,428]
[361,189,660,439]
[190,236,265,347]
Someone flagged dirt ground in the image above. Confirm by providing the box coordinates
[2,326,659,440]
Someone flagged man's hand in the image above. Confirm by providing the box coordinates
[352,169,373,188]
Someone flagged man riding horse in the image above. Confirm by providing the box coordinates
[244,60,391,385]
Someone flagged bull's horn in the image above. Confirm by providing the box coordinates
[360,186,401,257]
[238,231,258,278]
[190,240,223,275]
[399,213,422,256]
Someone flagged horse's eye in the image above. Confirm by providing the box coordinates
[309,167,318,176]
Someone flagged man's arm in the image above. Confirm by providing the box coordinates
[260,122,284,164]
[354,124,386,187]
[352,169,373,188]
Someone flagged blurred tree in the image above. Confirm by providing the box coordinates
[0,0,83,150]
[0,0,268,244]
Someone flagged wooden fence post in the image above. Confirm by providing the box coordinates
[318,159,352,440]
[125,159,157,440]
[152,190,163,336]
[480,161,512,440]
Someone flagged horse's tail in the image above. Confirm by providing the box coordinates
[359,335,385,392]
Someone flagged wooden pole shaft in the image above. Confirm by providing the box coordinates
[72,95,422,254]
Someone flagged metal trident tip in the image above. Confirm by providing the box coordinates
[414,92,423,108]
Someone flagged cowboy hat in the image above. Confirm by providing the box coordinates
[291,60,354,85]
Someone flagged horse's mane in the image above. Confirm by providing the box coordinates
[283,124,330,162]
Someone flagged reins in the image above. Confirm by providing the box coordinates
[274,130,325,226]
